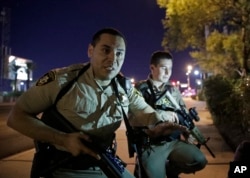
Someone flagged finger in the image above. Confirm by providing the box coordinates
[178,125,189,132]
[81,145,101,160]
[79,132,92,142]
[162,122,186,131]
[77,132,101,160]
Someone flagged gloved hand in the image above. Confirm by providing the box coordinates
[144,121,189,138]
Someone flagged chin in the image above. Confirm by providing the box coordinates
[102,73,116,80]
[161,78,169,82]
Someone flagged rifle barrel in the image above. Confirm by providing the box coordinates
[204,143,216,158]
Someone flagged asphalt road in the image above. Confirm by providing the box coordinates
[0,98,235,178]
[0,104,34,159]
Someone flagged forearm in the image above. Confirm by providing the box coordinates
[7,105,66,147]
[131,106,162,127]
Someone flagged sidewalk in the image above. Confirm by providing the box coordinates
[0,98,235,178]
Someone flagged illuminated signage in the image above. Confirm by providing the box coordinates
[5,55,33,80]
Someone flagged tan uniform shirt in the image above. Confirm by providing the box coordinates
[16,63,161,145]
[135,78,186,123]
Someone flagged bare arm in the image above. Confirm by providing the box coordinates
[131,105,188,138]
[130,105,161,127]
[7,104,64,143]
[7,104,100,159]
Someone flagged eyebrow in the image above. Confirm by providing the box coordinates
[117,48,125,52]
[101,44,125,51]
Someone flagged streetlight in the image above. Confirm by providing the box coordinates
[186,65,192,89]
[194,69,202,87]
[130,78,135,86]
[194,69,203,93]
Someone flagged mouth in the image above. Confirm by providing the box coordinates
[104,65,115,71]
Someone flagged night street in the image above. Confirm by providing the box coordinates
[0,103,34,159]
[0,98,235,178]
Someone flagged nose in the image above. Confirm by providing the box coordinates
[165,68,169,75]
[107,50,116,63]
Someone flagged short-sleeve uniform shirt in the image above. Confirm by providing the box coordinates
[16,63,160,146]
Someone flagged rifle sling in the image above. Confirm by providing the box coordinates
[111,79,134,137]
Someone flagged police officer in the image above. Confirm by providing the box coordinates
[7,28,187,178]
[131,51,207,178]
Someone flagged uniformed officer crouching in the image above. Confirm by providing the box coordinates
[130,51,207,178]
[7,28,187,178]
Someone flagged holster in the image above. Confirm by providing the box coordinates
[30,142,72,178]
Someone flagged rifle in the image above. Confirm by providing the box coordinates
[31,106,126,178]
[176,107,216,158]
[165,91,216,158]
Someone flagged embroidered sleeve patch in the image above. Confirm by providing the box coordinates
[36,71,55,86]
[133,88,143,97]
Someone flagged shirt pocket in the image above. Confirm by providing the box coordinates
[75,96,97,115]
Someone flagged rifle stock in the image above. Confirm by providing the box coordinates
[32,106,126,178]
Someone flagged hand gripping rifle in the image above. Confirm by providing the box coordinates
[165,91,216,158]
[32,106,126,178]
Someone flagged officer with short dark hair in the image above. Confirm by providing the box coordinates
[7,29,187,178]
[131,51,207,178]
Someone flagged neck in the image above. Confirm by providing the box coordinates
[95,79,111,86]
[152,80,164,90]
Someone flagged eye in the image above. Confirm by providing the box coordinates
[102,48,111,55]
[103,48,110,54]
[116,51,123,57]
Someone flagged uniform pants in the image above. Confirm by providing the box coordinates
[140,140,207,178]
[52,167,135,178]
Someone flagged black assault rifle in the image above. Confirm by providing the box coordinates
[31,106,126,178]
[176,107,216,158]
[164,91,216,158]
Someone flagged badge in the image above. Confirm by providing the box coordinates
[36,71,55,86]
[119,93,128,105]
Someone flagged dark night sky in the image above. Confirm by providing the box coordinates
[5,0,193,83]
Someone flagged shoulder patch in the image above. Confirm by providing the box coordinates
[133,88,143,97]
[36,71,56,86]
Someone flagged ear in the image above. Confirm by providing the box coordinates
[150,64,154,71]
[87,44,94,58]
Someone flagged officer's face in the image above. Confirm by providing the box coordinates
[150,58,172,83]
[88,33,126,80]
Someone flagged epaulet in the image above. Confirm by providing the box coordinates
[36,63,89,86]
[116,73,132,94]
[164,82,176,92]
[134,80,148,92]
[52,63,86,75]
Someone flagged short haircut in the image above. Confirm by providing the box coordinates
[91,28,126,47]
[150,51,173,66]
